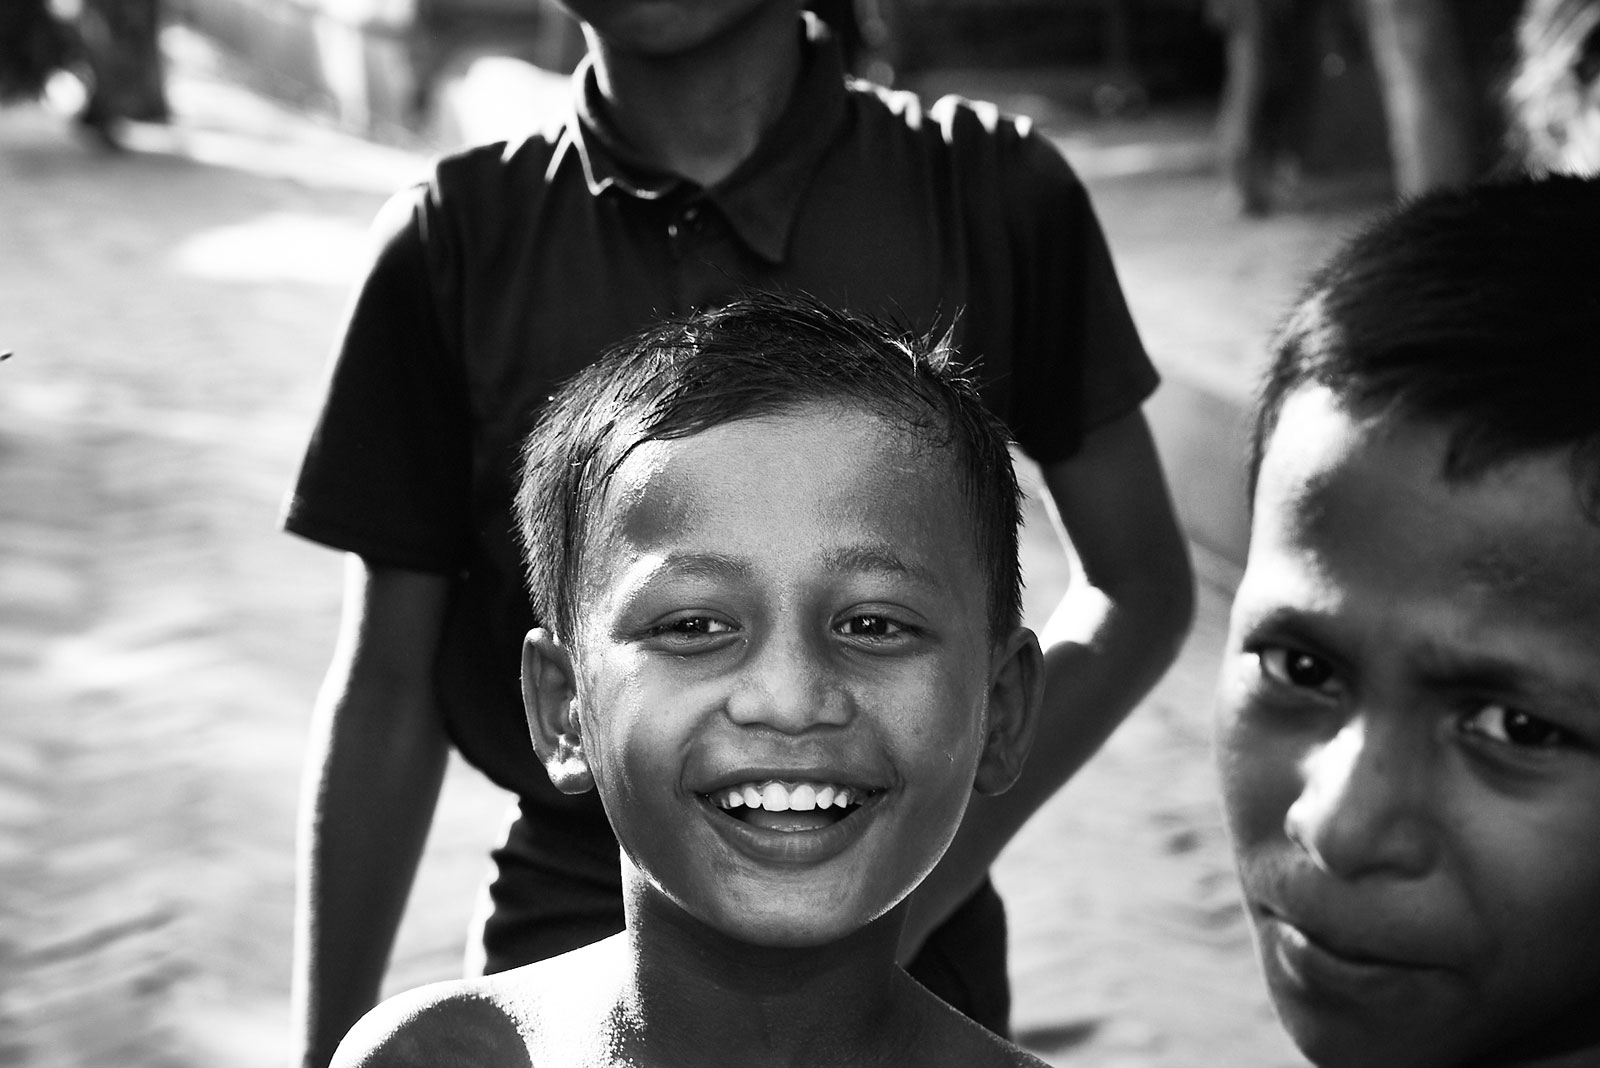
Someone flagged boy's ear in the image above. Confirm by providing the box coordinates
[521,628,593,795]
[972,626,1044,796]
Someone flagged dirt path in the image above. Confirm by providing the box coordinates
[0,39,1372,1067]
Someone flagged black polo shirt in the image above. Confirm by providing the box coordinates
[283,20,1157,812]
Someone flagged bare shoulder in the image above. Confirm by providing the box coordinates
[330,979,533,1068]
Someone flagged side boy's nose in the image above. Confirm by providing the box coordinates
[1284,714,1438,881]
[723,629,852,732]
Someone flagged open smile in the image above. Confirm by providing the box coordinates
[696,778,885,863]
[709,779,871,832]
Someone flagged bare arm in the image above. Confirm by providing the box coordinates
[292,557,454,1068]
[900,409,1195,956]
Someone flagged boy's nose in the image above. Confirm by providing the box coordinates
[1284,714,1438,881]
[723,629,852,732]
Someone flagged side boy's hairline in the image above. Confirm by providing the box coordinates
[1248,175,1600,517]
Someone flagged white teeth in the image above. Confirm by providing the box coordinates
[713,780,864,811]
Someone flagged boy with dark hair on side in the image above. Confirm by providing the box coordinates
[1215,173,1600,1068]
[283,0,1196,1062]
[331,292,1048,1067]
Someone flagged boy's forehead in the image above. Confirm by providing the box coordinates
[1249,386,1600,651]
[578,404,982,581]
[604,403,958,514]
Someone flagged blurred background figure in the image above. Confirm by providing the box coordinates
[1506,0,1600,173]
[1361,0,1479,197]
[0,0,167,144]
[1208,0,1492,214]
[1,0,69,105]
[1207,0,1341,214]
[75,0,170,131]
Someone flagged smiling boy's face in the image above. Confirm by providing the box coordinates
[524,401,1035,948]
[1217,385,1600,1068]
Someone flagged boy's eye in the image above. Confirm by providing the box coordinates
[837,614,905,639]
[1257,645,1338,693]
[1460,703,1576,749]
[650,616,735,638]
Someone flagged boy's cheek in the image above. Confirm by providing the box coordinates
[1215,701,1304,852]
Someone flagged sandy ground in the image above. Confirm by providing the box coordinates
[0,34,1380,1068]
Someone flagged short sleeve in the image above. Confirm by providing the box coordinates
[995,126,1159,463]
[280,184,473,572]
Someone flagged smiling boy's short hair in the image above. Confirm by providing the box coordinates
[1251,174,1600,509]
[514,290,1023,643]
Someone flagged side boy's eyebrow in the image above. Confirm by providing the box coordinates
[1411,640,1600,710]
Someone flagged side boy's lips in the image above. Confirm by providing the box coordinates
[1256,898,1455,970]
[1256,908,1455,1005]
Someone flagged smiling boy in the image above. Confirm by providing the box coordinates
[1215,174,1600,1068]
[330,293,1048,1067]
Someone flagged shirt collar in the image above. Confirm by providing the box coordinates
[565,14,850,264]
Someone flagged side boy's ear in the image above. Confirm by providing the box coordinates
[521,628,592,795]
[972,626,1044,796]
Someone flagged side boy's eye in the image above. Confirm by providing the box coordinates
[1460,703,1576,749]
[1257,645,1338,693]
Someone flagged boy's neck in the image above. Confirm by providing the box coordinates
[583,5,803,188]
[612,894,926,1066]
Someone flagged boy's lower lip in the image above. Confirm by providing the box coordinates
[1263,916,1443,1003]
[697,792,878,865]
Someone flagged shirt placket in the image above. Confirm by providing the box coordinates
[667,198,749,311]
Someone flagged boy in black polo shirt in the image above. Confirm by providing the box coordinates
[284,2,1195,1064]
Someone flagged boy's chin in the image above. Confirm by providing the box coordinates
[698,899,902,952]
[1272,993,1600,1068]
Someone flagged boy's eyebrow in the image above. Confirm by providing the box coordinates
[642,546,947,586]
[821,545,948,588]
[1411,640,1600,710]
[650,552,752,581]
[1241,604,1600,709]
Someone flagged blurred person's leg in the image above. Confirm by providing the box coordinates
[1211,0,1324,214]
[0,0,71,102]
[1363,0,1475,194]
[76,0,167,141]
